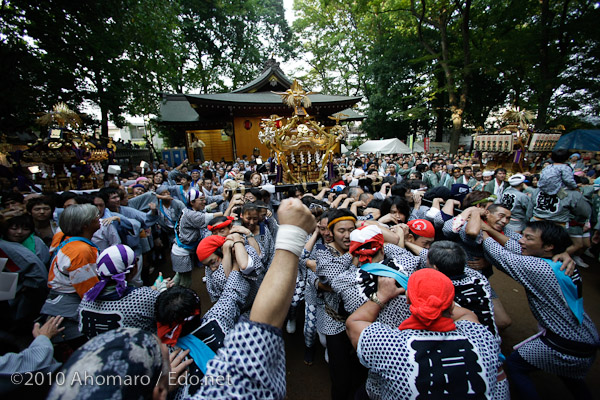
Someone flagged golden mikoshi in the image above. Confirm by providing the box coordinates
[259,80,348,184]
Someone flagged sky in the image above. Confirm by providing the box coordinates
[281,0,319,90]
[283,0,296,25]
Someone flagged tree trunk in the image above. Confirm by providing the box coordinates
[435,107,444,142]
[434,70,445,142]
[535,89,552,130]
[100,106,109,138]
[96,72,109,138]
[450,107,462,154]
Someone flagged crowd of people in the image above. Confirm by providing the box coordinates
[0,148,598,399]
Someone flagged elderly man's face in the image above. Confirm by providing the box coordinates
[485,207,511,232]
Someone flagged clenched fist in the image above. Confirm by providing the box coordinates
[277,198,316,234]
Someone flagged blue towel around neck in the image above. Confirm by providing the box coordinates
[542,258,584,324]
[177,334,217,374]
[360,262,409,289]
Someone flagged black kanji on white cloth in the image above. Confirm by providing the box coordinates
[79,310,122,337]
[357,320,499,400]
[78,286,159,339]
[534,191,559,213]
[452,270,496,337]
[501,192,515,211]
[410,337,487,399]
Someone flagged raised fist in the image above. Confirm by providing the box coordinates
[277,198,316,234]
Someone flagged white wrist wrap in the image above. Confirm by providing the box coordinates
[275,225,308,257]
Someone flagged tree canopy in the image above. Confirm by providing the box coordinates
[1,0,598,152]
[292,0,600,152]
[0,0,293,136]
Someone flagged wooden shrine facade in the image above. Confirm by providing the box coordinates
[158,59,363,163]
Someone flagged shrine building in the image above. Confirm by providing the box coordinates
[158,59,363,162]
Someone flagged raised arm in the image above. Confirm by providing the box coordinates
[441,199,462,217]
[329,193,348,209]
[230,233,250,271]
[304,226,321,254]
[314,187,330,200]
[359,220,400,244]
[249,199,316,329]
[464,207,482,238]
[482,233,535,284]
[221,239,234,278]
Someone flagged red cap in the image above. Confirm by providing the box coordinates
[407,219,435,238]
[196,235,226,262]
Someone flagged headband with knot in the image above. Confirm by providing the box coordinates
[84,244,136,302]
[208,216,235,232]
[349,225,384,264]
[399,269,456,332]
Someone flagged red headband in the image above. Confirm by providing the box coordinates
[208,216,235,232]
[349,225,385,264]
[157,309,200,346]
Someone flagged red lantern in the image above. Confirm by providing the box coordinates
[244,120,252,130]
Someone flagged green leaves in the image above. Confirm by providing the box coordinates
[291,0,600,145]
[1,0,293,136]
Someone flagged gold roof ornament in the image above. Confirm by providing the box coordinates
[272,79,317,116]
[260,80,348,183]
[501,107,535,129]
[36,102,83,130]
